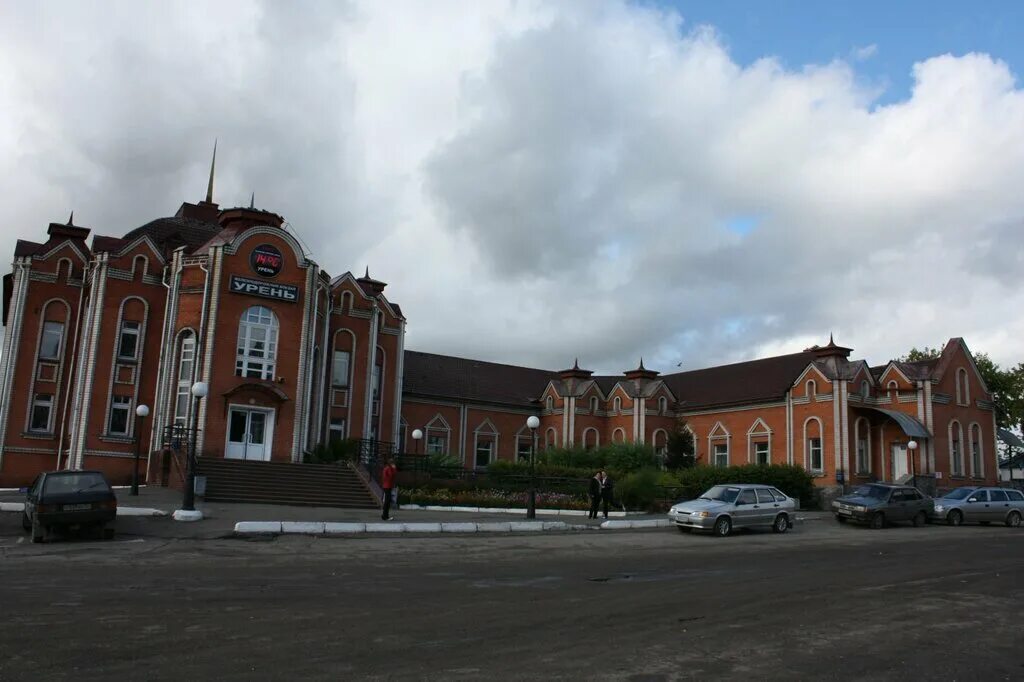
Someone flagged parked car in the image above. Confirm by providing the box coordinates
[832,483,931,529]
[667,484,796,537]
[21,470,117,543]
[930,486,1024,527]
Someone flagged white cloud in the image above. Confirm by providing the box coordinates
[1,1,1022,374]
[852,44,878,61]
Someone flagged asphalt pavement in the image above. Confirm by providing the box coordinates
[1,515,1022,681]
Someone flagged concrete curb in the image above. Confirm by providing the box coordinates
[0,502,166,517]
[233,520,574,536]
[600,519,673,530]
[400,504,638,518]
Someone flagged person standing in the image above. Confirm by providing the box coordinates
[600,470,614,519]
[588,471,602,519]
[381,458,397,521]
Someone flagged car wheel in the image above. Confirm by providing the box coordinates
[31,518,46,544]
[1006,511,1021,528]
[713,516,731,537]
[912,511,927,527]
[870,512,885,530]
[948,510,963,527]
[772,514,789,534]
[21,512,31,531]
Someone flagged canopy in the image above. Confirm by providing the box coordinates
[862,407,931,438]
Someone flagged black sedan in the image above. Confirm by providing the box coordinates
[22,470,117,543]
[832,483,932,529]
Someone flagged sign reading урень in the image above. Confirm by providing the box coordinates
[229,275,298,302]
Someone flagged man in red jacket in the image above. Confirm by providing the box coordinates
[381,458,397,521]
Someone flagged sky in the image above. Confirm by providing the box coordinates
[1,0,1023,375]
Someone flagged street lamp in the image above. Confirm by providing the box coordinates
[908,439,918,490]
[131,404,150,496]
[411,428,423,455]
[182,381,208,512]
[526,415,540,519]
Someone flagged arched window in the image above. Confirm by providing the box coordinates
[235,306,279,379]
[860,380,870,399]
[582,427,599,449]
[949,420,964,477]
[956,368,970,406]
[658,396,668,414]
[132,255,149,279]
[589,396,599,413]
[804,417,824,474]
[612,427,626,444]
[854,417,871,474]
[545,395,554,411]
[806,380,816,397]
[174,330,196,425]
[652,429,668,457]
[969,423,983,478]
[545,427,557,448]
[887,380,898,390]
[613,396,622,413]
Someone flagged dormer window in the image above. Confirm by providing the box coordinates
[545,396,554,411]
[860,380,870,399]
[806,380,816,397]
[589,396,599,413]
[613,396,622,413]
[658,396,668,414]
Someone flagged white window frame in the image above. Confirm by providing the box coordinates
[949,420,964,476]
[969,423,983,478]
[108,395,132,436]
[117,320,142,361]
[854,417,871,474]
[713,443,729,468]
[809,437,823,473]
[754,441,770,465]
[29,394,54,433]
[173,332,196,425]
[235,306,279,380]
[329,418,346,442]
[39,321,64,360]
[332,350,351,388]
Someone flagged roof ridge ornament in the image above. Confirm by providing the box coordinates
[249,192,255,209]
[67,211,74,226]
[205,139,217,203]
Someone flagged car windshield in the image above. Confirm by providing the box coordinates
[850,485,890,499]
[700,486,741,503]
[43,473,111,495]
[941,487,976,500]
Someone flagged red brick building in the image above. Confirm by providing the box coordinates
[1,191,1001,499]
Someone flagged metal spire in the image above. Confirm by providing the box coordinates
[249,192,255,209]
[67,211,74,226]
[205,139,217,203]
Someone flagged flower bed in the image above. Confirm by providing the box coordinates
[398,487,589,510]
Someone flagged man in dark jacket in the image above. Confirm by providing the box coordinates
[588,472,602,519]
[600,471,614,519]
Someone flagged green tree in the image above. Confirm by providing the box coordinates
[664,420,696,469]
[900,347,942,362]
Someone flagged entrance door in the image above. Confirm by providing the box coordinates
[226,407,273,461]
[891,444,908,482]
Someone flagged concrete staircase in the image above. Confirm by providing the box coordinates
[196,457,379,509]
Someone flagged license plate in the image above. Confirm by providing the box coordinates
[838,509,851,516]
[63,503,92,511]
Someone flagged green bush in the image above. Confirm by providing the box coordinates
[661,464,816,509]
[616,468,662,510]
[539,443,660,472]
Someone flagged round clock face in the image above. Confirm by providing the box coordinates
[250,244,283,278]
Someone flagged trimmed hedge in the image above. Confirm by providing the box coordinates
[619,464,817,511]
[397,487,589,510]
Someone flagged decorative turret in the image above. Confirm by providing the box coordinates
[356,267,388,298]
[805,334,853,360]
[558,358,593,381]
[624,357,659,381]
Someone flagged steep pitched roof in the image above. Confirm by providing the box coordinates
[120,216,221,255]
[663,351,817,410]
[402,350,555,407]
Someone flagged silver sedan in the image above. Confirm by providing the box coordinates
[668,484,796,537]
[930,486,1024,527]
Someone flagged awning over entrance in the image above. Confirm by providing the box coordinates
[998,427,1024,450]
[862,407,931,438]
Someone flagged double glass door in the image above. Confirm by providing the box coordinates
[227,407,273,461]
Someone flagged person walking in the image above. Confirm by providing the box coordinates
[381,458,397,521]
[600,470,614,519]
[588,471,602,519]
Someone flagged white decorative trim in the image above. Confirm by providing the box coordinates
[803,416,825,473]
[0,263,30,463]
[746,417,772,464]
[196,247,223,456]
[71,255,109,468]
[291,266,316,461]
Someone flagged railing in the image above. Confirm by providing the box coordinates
[161,424,202,486]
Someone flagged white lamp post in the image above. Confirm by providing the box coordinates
[526,415,541,519]
[131,404,150,496]
[176,381,208,520]
[411,428,423,455]
[908,439,918,489]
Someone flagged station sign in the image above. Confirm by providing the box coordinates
[250,244,284,278]
[229,275,298,303]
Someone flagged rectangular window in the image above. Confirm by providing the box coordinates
[952,440,963,476]
[30,394,53,432]
[117,321,141,360]
[856,439,869,473]
[517,437,533,462]
[108,396,132,435]
[332,351,350,387]
[39,321,64,360]
[971,440,981,477]
[475,440,493,468]
[329,418,346,442]
[754,441,769,465]
[426,434,447,455]
[372,364,381,400]
[174,335,196,425]
[809,438,823,472]
[713,443,729,468]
